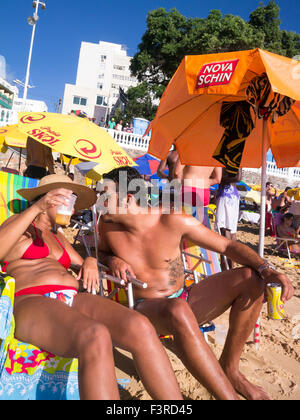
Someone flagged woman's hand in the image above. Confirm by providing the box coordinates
[34,188,72,213]
[77,257,99,293]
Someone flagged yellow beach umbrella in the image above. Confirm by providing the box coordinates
[287,187,300,201]
[75,160,129,182]
[17,112,136,171]
[61,154,82,166]
[0,124,28,148]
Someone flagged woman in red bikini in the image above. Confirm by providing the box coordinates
[0,174,182,401]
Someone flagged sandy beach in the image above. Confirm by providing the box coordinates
[70,221,299,401]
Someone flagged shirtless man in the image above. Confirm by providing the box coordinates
[174,159,222,209]
[157,144,180,182]
[97,167,294,401]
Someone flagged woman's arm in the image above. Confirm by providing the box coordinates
[0,206,41,261]
[0,188,72,261]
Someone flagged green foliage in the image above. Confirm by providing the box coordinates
[127,1,300,119]
[119,83,158,123]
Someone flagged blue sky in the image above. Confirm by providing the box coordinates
[1,0,299,111]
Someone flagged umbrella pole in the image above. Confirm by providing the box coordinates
[92,204,104,296]
[255,119,268,351]
[18,148,22,174]
[258,119,268,258]
[65,157,73,175]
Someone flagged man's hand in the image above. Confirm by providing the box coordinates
[109,256,136,283]
[77,256,99,293]
[261,268,294,303]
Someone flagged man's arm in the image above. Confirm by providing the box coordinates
[157,158,169,179]
[98,218,136,281]
[209,167,222,186]
[173,158,184,181]
[178,214,294,302]
[220,168,242,185]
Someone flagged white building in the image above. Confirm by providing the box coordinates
[62,41,138,123]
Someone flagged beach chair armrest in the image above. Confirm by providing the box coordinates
[276,236,299,243]
[182,251,211,265]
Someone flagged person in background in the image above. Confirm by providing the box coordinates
[277,213,300,254]
[157,144,180,183]
[215,168,242,270]
[99,117,105,128]
[108,118,116,130]
[24,136,55,180]
[115,120,123,131]
[265,182,277,236]
[272,187,293,214]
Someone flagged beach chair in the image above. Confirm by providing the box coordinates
[72,207,101,257]
[0,171,80,400]
[0,170,39,226]
[0,272,79,400]
[271,212,300,262]
[182,206,224,279]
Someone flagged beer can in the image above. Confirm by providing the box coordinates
[266,283,285,320]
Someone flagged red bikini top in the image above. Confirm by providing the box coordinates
[1,224,71,272]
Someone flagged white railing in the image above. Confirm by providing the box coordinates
[244,162,300,182]
[0,109,17,127]
[105,128,150,152]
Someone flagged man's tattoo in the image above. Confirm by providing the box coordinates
[167,256,185,285]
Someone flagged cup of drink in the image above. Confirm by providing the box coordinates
[55,193,77,226]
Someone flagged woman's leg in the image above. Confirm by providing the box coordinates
[14,295,119,400]
[73,294,183,400]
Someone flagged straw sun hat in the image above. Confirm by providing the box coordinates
[17,174,97,211]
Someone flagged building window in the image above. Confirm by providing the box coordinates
[96,95,108,106]
[73,96,87,106]
[98,73,105,79]
[113,65,125,71]
[97,83,103,90]
[100,55,107,62]
[113,74,125,81]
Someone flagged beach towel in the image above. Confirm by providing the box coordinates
[0,273,79,400]
[0,171,39,225]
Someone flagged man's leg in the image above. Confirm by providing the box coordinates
[136,296,239,400]
[137,267,268,400]
[187,267,269,400]
[73,294,183,400]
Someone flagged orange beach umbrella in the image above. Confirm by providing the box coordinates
[149,48,300,256]
[149,49,300,169]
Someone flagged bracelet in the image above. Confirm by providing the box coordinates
[257,262,276,277]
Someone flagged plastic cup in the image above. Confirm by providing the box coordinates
[55,193,77,226]
[214,324,228,346]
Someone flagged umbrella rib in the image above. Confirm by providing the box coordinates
[159,92,244,119]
